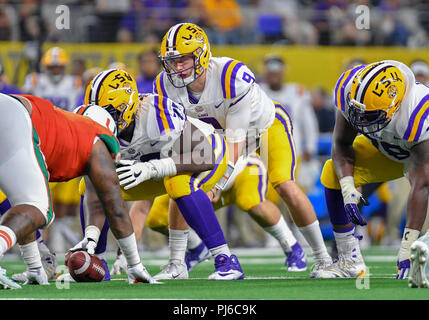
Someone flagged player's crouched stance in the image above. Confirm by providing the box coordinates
[0,93,155,289]
[314,60,429,280]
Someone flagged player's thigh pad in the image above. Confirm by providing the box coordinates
[0,95,53,225]
[262,103,297,187]
[145,194,170,230]
[320,135,405,189]
[164,132,228,199]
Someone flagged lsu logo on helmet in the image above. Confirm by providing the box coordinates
[84,68,139,135]
[159,23,211,88]
[348,61,406,134]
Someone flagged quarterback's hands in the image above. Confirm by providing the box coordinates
[127,262,160,284]
[69,237,97,255]
[339,177,369,226]
[116,160,155,190]
[208,187,222,203]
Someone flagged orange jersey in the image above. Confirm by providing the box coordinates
[19,95,120,182]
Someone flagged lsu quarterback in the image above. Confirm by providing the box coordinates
[315,60,429,286]
[66,68,245,281]
[153,22,332,275]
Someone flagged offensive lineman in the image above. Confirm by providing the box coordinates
[314,60,429,282]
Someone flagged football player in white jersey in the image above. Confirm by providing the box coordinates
[69,69,245,281]
[316,60,429,281]
[22,46,82,111]
[154,22,332,276]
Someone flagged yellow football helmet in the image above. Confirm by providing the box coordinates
[159,22,211,87]
[348,61,406,134]
[84,69,139,136]
[41,47,69,83]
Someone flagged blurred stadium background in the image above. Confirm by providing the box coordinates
[2,0,429,256]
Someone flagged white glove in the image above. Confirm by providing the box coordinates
[339,176,369,226]
[116,160,156,190]
[127,262,160,284]
[69,237,97,255]
[69,225,100,254]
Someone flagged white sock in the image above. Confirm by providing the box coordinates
[20,241,42,270]
[299,220,330,259]
[0,225,16,255]
[264,215,297,253]
[187,229,203,250]
[169,229,189,263]
[209,244,231,259]
[117,233,140,267]
[398,228,420,261]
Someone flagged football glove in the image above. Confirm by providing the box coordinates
[69,225,100,255]
[339,176,369,226]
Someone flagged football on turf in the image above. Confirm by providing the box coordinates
[67,251,105,282]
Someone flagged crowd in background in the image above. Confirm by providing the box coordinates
[0,0,427,47]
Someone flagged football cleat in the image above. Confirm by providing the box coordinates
[185,242,211,271]
[285,242,307,272]
[309,256,333,278]
[12,243,58,282]
[208,254,245,281]
[312,236,366,278]
[0,267,21,289]
[153,260,189,280]
[408,240,429,288]
[111,252,127,275]
[127,262,158,284]
[24,267,49,285]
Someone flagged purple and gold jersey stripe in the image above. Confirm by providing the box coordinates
[154,71,168,97]
[274,103,296,181]
[197,133,226,189]
[403,94,429,142]
[334,64,366,111]
[221,59,244,99]
[154,94,175,135]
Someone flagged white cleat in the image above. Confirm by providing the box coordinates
[24,267,49,285]
[0,267,21,289]
[408,240,429,288]
[111,253,127,275]
[309,256,333,278]
[153,260,189,280]
[312,253,367,278]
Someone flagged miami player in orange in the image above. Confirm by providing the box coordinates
[0,93,154,289]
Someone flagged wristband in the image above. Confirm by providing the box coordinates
[215,161,235,191]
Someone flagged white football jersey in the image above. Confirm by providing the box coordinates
[336,59,429,164]
[22,73,82,112]
[153,57,275,144]
[120,93,214,162]
[261,82,319,157]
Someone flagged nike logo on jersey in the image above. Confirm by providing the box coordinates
[150,141,159,147]
[214,102,222,109]
[134,171,142,178]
